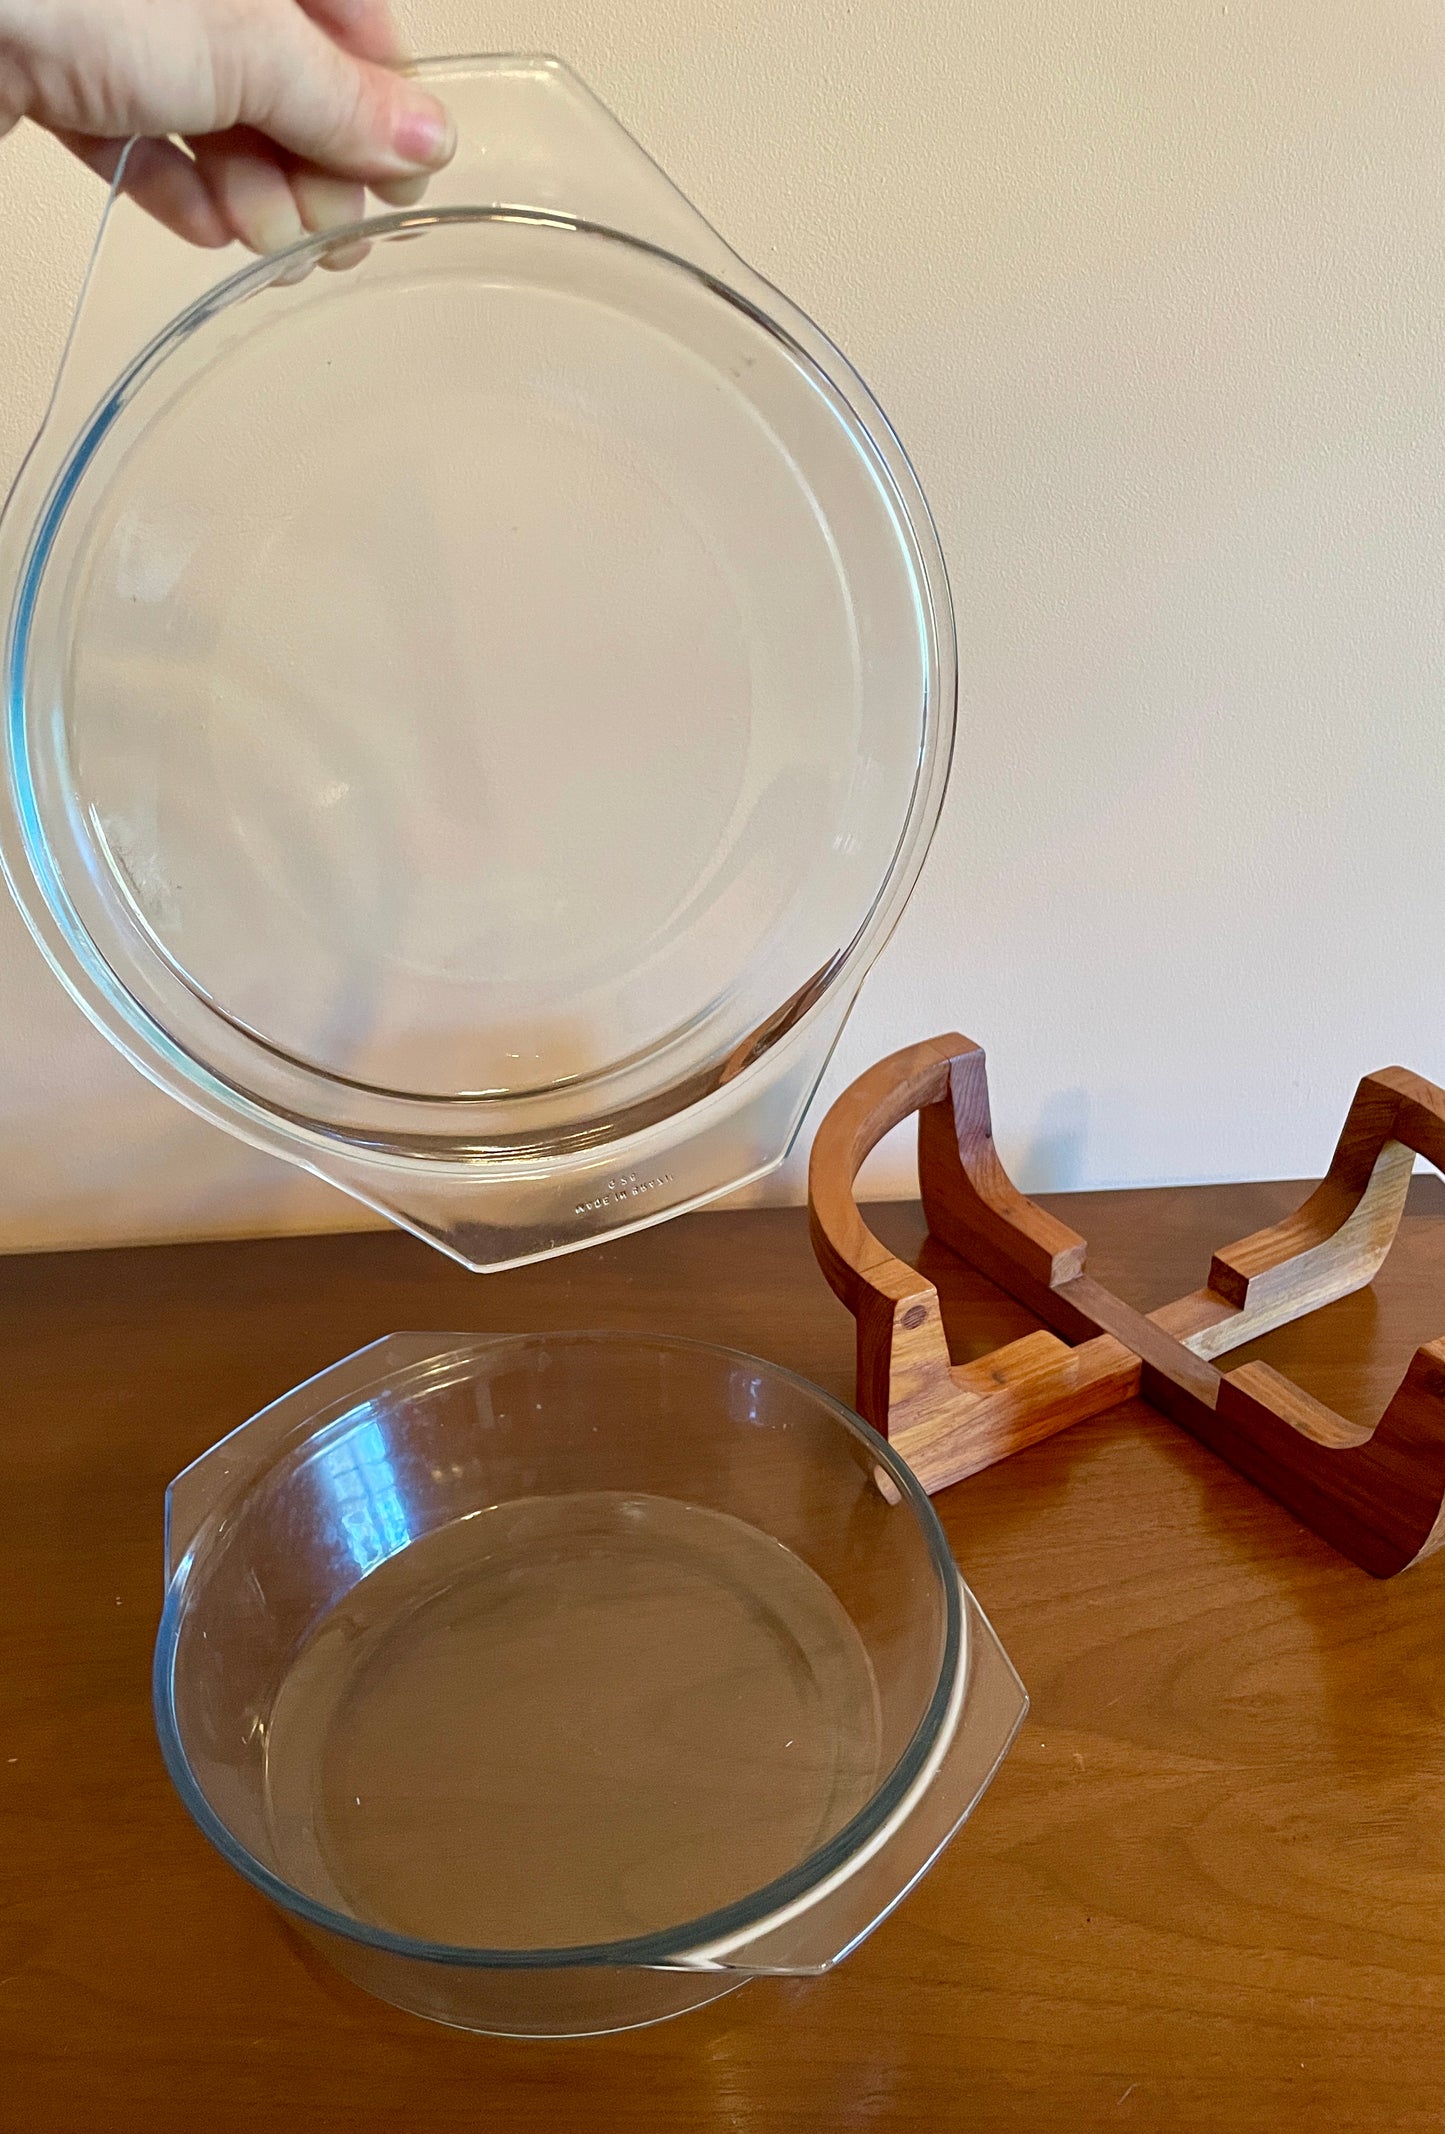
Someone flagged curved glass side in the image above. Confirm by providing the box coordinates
[696,1582,1026,1976]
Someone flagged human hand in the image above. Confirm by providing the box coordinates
[0,0,454,258]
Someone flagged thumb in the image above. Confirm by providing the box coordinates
[237,8,455,182]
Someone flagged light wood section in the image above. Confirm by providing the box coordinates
[808,1037,1445,1576]
[1157,1069,1445,1369]
[1170,1081,1417,1359]
[1140,1073,1445,1575]
[884,1330,1139,1495]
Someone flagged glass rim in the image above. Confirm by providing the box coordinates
[152,1328,965,1971]
[3,207,954,1171]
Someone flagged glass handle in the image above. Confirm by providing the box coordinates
[674,1579,1027,1978]
[24,56,750,475]
[162,1332,476,1582]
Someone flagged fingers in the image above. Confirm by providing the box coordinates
[65,124,426,265]
[237,5,455,185]
[190,128,308,256]
[290,165,367,236]
[54,131,230,248]
[189,130,382,276]
[52,0,450,259]
[318,236,371,272]
[370,172,430,207]
[291,166,372,272]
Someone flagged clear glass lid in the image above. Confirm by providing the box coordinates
[0,57,955,1269]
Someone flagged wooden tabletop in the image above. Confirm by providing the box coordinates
[6,1177,1445,2132]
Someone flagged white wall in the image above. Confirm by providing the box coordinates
[1,0,1443,1252]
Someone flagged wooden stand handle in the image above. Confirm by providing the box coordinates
[809,1038,1445,1574]
[808,1036,1139,1492]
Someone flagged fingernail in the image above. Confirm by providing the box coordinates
[392,98,455,171]
[293,171,364,236]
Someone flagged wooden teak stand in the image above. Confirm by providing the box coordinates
[809,1034,1445,1576]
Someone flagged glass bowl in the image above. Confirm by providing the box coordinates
[153,1333,1026,2037]
[0,58,956,1269]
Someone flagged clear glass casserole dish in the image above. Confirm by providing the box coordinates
[0,56,956,1269]
[154,1332,1026,2037]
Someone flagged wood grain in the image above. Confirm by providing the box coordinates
[7,1190,1445,2129]
[1162,1072,1418,1359]
[882,1328,1140,1495]
[815,1041,1445,1575]
[1144,1072,1445,1575]
[809,1037,1133,1483]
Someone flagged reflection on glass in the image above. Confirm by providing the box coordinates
[318,1414,411,1577]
